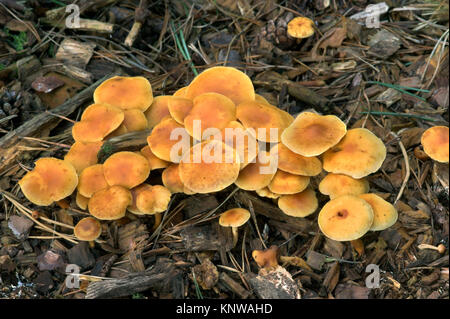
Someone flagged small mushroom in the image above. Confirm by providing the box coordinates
[319,173,369,199]
[219,208,251,247]
[322,128,387,179]
[72,104,125,143]
[162,164,195,194]
[77,164,108,198]
[144,95,172,129]
[140,146,170,170]
[252,245,279,270]
[281,111,347,157]
[75,191,89,210]
[168,96,194,125]
[183,92,236,141]
[147,117,188,162]
[287,17,315,39]
[64,141,103,174]
[103,151,150,188]
[318,195,374,241]
[420,126,449,163]
[18,158,78,206]
[74,217,102,241]
[234,151,277,191]
[358,193,398,231]
[278,188,318,217]
[121,109,148,132]
[179,140,241,193]
[256,187,281,199]
[268,170,310,195]
[93,76,153,111]
[88,185,132,220]
[185,66,255,105]
[276,143,322,176]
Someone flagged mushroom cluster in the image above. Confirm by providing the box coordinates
[18,66,400,246]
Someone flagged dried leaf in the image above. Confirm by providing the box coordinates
[280,255,312,271]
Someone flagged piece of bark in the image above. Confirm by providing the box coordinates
[180,222,234,252]
[0,75,114,175]
[55,39,96,69]
[235,192,313,233]
[85,258,184,299]
[245,266,301,299]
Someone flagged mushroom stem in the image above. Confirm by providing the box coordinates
[231,227,238,247]
[418,243,446,254]
[152,213,162,232]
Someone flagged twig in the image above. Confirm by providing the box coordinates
[391,132,410,204]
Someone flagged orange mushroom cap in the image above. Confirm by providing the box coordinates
[319,173,369,199]
[234,151,277,191]
[64,141,103,174]
[75,191,89,210]
[256,187,281,199]
[144,95,172,129]
[276,143,322,176]
[104,123,129,140]
[74,217,102,241]
[185,66,255,105]
[219,208,251,228]
[254,94,270,104]
[236,101,292,143]
[168,96,194,125]
[93,76,153,111]
[173,86,188,97]
[318,195,374,241]
[162,164,185,194]
[281,112,347,157]
[128,183,171,215]
[277,188,318,217]
[184,93,236,141]
[103,151,150,188]
[88,185,132,220]
[77,164,109,198]
[252,245,279,270]
[121,109,148,132]
[72,104,124,143]
[179,140,241,193]
[322,128,387,179]
[18,158,78,206]
[268,170,310,195]
[358,193,398,231]
[140,145,170,170]
[421,126,449,163]
[287,17,315,39]
[147,117,188,162]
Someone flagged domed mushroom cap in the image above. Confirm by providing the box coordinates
[185,66,255,105]
[144,96,172,129]
[73,104,124,143]
[358,193,398,231]
[318,195,374,241]
[322,128,387,179]
[276,143,322,176]
[421,126,449,163]
[77,164,108,198]
[128,184,171,215]
[268,170,310,195]
[219,208,251,228]
[64,141,103,174]
[74,217,102,241]
[93,76,153,111]
[184,93,236,141]
[287,17,315,39]
[179,140,241,193]
[319,173,369,199]
[18,158,78,206]
[256,187,281,199]
[278,188,318,217]
[168,96,193,125]
[162,164,186,194]
[147,117,188,162]
[140,146,170,170]
[252,246,279,269]
[221,121,258,169]
[235,151,277,191]
[237,101,292,143]
[88,185,132,220]
[255,94,270,104]
[75,191,89,210]
[103,151,150,188]
[121,109,148,132]
[281,112,347,157]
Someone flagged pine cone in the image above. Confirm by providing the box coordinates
[253,12,295,50]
